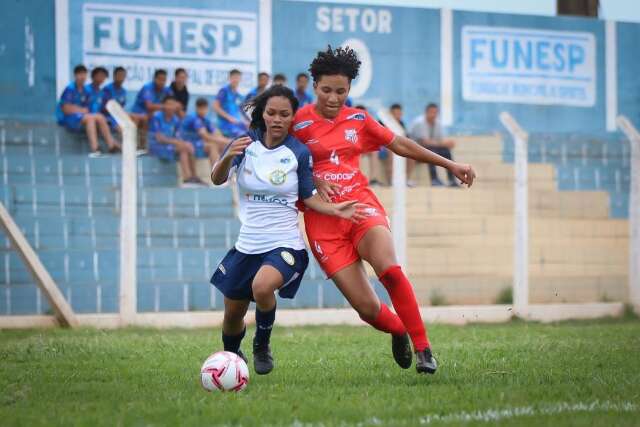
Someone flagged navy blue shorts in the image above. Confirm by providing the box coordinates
[210,247,309,301]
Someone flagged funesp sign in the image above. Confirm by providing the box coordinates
[81,3,258,92]
[462,26,596,107]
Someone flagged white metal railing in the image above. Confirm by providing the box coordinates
[106,100,137,325]
[377,108,407,270]
[499,112,529,316]
[616,115,640,314]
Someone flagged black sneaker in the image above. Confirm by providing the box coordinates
[253,343,274,375]
[416,348,438,374]
[235,349,248,364]
[392,333,412,369]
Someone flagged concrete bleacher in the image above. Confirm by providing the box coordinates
[0,120,371,315]
[0,120,631,313]
[371,133,630,305]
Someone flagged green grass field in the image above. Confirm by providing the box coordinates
[1,317,639,426]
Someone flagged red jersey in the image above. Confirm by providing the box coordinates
[292,104,395,200]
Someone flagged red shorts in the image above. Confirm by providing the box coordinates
[304,187,389,278]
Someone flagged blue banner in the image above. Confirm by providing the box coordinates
[272,1,440,123]
[61,0,265,107]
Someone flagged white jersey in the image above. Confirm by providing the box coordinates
[225,131,316,254]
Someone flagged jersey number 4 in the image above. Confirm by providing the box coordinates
[329,150,340,165]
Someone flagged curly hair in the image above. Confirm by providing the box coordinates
[308,45,361,82]
[244,85,299,132]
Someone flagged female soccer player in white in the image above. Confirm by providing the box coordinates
[210,85,365,375]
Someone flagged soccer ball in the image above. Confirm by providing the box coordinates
[200,351,250,392]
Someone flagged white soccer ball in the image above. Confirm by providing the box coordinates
[200,351,250,392]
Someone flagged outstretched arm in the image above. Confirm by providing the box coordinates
[386,135,476,187]
[303,195,367,222]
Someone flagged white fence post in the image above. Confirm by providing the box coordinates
[106,100,137,325]
[378,109,407,270]
[499,112,529,316]
[616,116,640,314]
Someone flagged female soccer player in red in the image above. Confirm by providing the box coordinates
[292,46,476,374]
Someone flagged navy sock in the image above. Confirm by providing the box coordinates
[222,327,245,354]
[254,305,276,347]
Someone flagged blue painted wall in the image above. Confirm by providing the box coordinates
[452,11,606,133]
[1,0,640,134]
[617,22,640,127]
[0,0,56,121]
[272,1,440,122]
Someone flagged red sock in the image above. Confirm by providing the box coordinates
[379,265,430,351]
[360,303,406,336]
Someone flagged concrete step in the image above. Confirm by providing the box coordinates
[409,275,627,305]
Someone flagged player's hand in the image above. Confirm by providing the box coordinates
[333,200,369,222]
[315,178,341,202]
[228,117,239,125]
[223,136,252,159]
[449,162,476,187]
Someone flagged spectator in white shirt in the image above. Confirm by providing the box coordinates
[409,103,459,187]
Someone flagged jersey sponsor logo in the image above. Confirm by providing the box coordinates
[344,128,358,144]
[269,169,287,185]
[218,263,226,275]
[319,171,357,181]
[246,193,290,206]
[280,251,295,266]
[306,138,319,145]
[346,112,366,121]
[280,157,292,164]
[293,120,314,131]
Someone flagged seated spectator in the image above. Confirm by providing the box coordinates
[409,103,458,187]
[86,66,108,113]
[294,72,313,107]
[213,69,248,138]
[245,72,270,103]
[132,69,170,149]
[148,96,205,187]
[169,68,189,118]
[56,64,120,157]
[132,69,170,118]
[179,97,229,168]
[101,66,128,130]
[272,73,287,86]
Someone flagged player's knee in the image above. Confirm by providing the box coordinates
[251,282,275,303]
[224,305,245,321]
[356,300,380,322]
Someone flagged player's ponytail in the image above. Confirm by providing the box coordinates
[244,85,299,132]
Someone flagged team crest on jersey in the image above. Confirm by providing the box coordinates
[344,128,358,144]
[280,157,292,164]
[280,251,295,266]
[269,169,287,185]
[294,120,314,131]
[346,112,366,121]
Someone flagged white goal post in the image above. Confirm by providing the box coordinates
[106,100,138,325]
[499,112,529,316]
[377,108,407,270]
[616,115,640,314]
